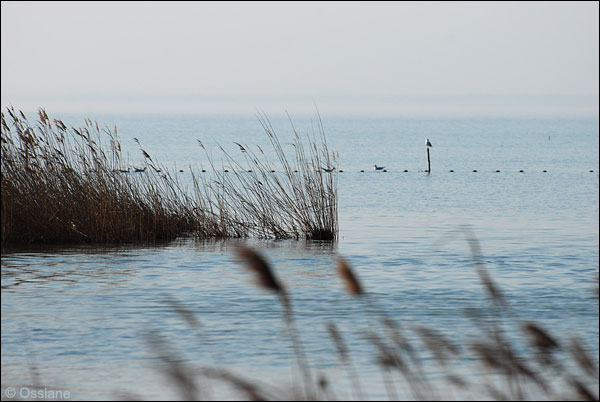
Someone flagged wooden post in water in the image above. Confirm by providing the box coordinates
[427,147,431,174]
[425,138,432,174]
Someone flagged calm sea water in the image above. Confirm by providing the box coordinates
[2,114,599,400]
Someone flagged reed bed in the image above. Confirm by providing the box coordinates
[196,111,338,240]
[154,232,598,401]
[0,108,240,247]
[1,108,337,247]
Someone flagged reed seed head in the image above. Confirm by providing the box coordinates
[236,247,285,294]
[337,257,364,296]
[522,322,559,351]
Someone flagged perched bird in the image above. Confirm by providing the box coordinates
[374,165,385,170]
[426,138,433,148]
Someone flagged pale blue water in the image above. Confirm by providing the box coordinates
[2,114,599,400]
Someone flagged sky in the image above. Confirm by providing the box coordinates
[1,1,598,116]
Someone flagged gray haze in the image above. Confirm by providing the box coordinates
[1,1,598,116]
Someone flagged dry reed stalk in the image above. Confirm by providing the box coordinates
[195,111,338,241]
[1,107,244,247]
[568,377,599,401]
[235,246,314,400]
[568,338,598,378]
[381,317,425,382]
[413,325,461,368]
[164,296,203,331]
[155,242,597,402]
[198,367,274,401]
[144,330,201,401]
[326,321,364,401]
[336,257,437,399]
[460,225,505,307]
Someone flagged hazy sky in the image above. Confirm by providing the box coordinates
[1,1,598,116]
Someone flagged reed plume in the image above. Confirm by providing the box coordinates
[337,257,364,296]
[154,238,598,402]
[235,246,288,308]
[1,107,229,246]
[4,108,332,247]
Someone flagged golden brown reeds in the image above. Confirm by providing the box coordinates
[1,108,216,246]
[4,108,332,247]
[154,244,598,401]
[330,236,598,401]
[195,111,338,241]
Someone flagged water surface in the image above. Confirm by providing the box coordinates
[2,115,598,400]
